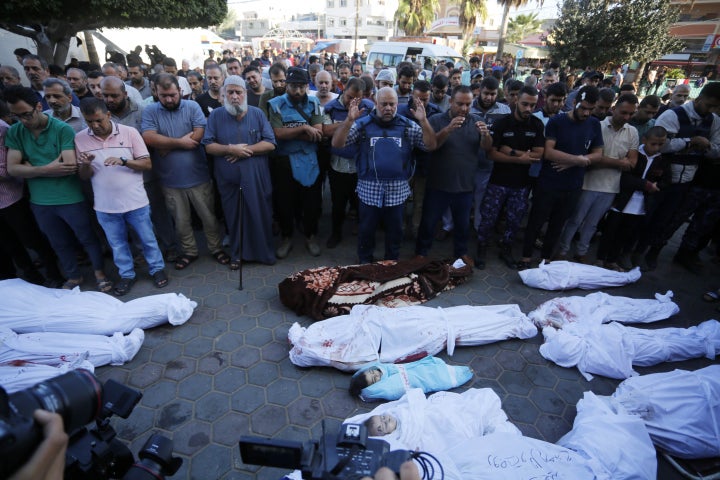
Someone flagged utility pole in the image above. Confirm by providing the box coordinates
[354,0,360,54]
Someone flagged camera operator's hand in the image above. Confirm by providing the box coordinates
[10,410,68,480]
[361,461,421,480]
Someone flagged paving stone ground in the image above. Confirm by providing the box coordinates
[90,210,718,480]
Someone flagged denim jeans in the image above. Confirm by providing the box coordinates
[358,201,404,263]
[415,188,473,258]
[96,205,165,279]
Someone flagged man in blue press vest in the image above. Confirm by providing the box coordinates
[332,87,437,264]
[268,67,325,258]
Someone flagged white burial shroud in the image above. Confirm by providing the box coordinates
[610,365,720,459]
[288,304,538,371]
[528,291,679,328]
[0,279,197,334]
[519,260,641,290]
[539,319,720,380]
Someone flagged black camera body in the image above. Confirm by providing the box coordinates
[239,422,412,480]
[0,369,181,480]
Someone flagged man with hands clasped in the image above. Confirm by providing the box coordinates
[414,85,492,266]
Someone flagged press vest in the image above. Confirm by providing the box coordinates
[666,106,714,184]
[355,114,414,181]
[324,98,374,159]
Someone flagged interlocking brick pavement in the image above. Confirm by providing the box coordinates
[92,219,718,479]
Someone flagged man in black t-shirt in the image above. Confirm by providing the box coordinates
[195,65,223,117]
[475,86,545,269]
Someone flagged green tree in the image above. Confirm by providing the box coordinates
[506,12,543,44]
[495,0,538,61]
[395,0,439,37]
[458,0,488,40]
[548,0,683,68]
[0,0,227,66]
[217,10,239,39]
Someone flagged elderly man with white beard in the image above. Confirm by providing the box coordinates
[202,76,277,267]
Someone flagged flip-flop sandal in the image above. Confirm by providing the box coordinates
[703,289,720,302]
[175,255,199,270]
[153,270,169,288]
[96,277,114,293]
[113,277,135,296]
[62,277,84,290]
[212,250,230,265]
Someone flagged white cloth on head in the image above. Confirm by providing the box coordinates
[0,279,197,334]
[288,304,537,371]
[539,319,720,380]
[518,261,641,290]
[528,291,679,328]
[610,365,720,459]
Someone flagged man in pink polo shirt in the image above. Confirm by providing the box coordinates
[75,97,168,295]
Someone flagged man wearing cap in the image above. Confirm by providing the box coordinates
[267,67,325,258]
[564,71,602,111]
[332,87,437,264]
[203,76,277,267]
[375,70,395,92]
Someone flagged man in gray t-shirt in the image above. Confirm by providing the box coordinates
[415,86,493,264]
[141,73,228,270]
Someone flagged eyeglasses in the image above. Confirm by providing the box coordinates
[11,110,35,121]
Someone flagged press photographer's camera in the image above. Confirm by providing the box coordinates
[239,422,413,479]
[0,369,181,479]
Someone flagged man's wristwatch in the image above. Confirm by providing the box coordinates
[510,149,517,157]
[120,157,129,166]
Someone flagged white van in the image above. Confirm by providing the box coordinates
[365,41,469,74]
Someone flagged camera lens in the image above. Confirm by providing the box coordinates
[10,369,103,433]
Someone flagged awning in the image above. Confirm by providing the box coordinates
[311,40,341,53]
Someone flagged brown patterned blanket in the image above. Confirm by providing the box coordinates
[278,258,473,320]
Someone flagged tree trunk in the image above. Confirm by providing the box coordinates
[495,3,511,62]
[84,31,100,66]
[53,37,71,67]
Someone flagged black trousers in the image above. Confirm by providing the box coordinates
[274,156,322,238]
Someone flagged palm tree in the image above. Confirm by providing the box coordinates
[495,0,543,61]
[395,0,439,37]
[458,0,488,40]
[506,12,543,44]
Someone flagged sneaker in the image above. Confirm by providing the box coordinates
[475,243,487,270]
[326,234,341,249]
[276,237,293,259]
[498,244,517,270]
[306,236,321,257]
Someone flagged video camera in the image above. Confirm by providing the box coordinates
[240,421,417,479]
[0,369,182,479]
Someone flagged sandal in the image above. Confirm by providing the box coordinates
[212,250,230,265]
[62,277,83,290]
[175,255,199,270]
[703,289,720,302]
[114,277,135,296]
[152,270,169,288]
[95,277,114,293]
[229,260,241,271]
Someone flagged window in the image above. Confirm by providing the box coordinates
[327,0,334,7]
[328,18,335,26]
[248,22,254,29]
[340,0,347,6]
[341,19,347,26]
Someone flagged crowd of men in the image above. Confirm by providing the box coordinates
[1,45,719,298]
